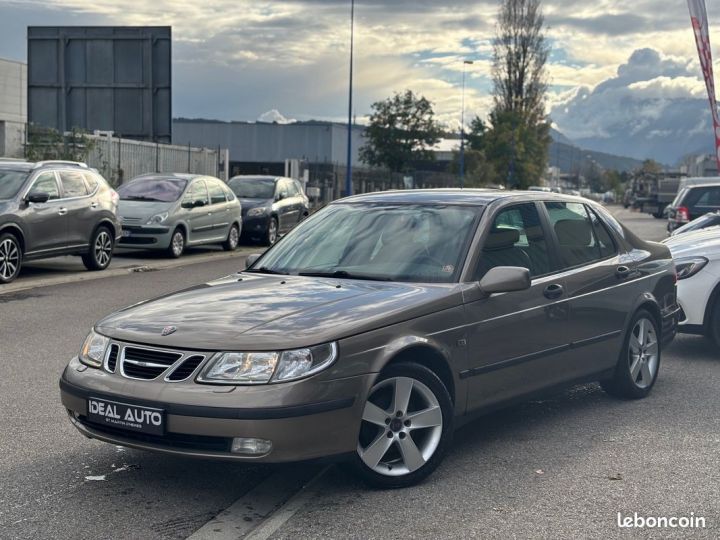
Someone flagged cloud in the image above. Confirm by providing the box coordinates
[257,110,296,124]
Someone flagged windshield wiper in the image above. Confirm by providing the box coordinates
[246,267,289,275]
[298,270,393,282]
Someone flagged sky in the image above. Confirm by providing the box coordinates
[0,0,719,161]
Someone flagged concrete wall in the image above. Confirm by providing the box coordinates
[0,58,27,157]
[173,120,366,166]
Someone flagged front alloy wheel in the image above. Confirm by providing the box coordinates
[351,363,452,488]
[0,233,22,284]
[168,228,185,258]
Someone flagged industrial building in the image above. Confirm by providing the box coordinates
[0,57,27,157]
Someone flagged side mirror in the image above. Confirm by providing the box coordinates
[26,191,50,204]
[479,266,531,295]
[245,253,261,269]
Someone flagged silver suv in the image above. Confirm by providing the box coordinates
[0,160,121,284]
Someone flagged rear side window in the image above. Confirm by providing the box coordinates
[83,172,99,193]
[29,172,60,200]
[475,203,551,280]
[59,171,89,197]
[587,208,617,259]
[207,181,227,205]
[545,202,615,269]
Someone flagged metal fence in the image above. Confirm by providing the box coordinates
[86,134,221,187]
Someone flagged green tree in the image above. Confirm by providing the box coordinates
[360,90,442,173]
[466,116,488,152]
[484,109,550,189]
[486,0,551,189]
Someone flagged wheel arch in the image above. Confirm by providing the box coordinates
[93,219,117,241]
[382,343,456,406]
[0,223,26,253]
[701,279,720,331]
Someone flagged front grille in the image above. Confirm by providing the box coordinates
[106,344,119,373]
[78,416,232,453]
[121,217,143,224]
[121,346,182,380]
[166,355,205,381]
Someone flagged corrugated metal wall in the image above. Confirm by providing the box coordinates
[28,26,171,143]
[86,135,219,186]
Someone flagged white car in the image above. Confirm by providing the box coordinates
[663,229,720,345]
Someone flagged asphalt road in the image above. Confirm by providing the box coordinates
[1,206,718,539]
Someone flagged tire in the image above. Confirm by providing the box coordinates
[707,297,720,348]
[347,362,453,489]
[82,226,113,271]
[167,228,185,259]
[223,224,240,251]
[601,310,661,399]
[263,217,278,246]
[0,232,22,284]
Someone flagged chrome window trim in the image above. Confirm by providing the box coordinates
[22,168,100,201]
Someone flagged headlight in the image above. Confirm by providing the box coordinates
[675,256,709,280]
[146,212,169,225]
[198,342,337,385]
[79,330,110,368]
[247,207,268,217]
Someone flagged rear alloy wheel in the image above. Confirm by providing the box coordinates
[350,363,453,488]
[223,224,240,251]
[602,310,660,399]
[0,233,22,284]
[82,227,113,271]
[168,228,185,258]
[264,217,278,246]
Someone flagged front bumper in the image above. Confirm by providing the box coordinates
[241,214,270,237]
[60,357,372,463]
[117,225,173,249]
[661,305,681,346]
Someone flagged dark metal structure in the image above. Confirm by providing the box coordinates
[27,26,171,143]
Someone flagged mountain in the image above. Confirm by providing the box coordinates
[549,130,644,173]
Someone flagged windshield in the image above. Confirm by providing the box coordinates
[118,178,188,202]
[228,177,276,199]
[251,203,480,283]
[0,170,29,200]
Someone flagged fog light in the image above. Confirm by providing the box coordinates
[231,437,273,455]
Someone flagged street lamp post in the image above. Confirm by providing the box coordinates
[345,0,355,198]
[459,60,473,189]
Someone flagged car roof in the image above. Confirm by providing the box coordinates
[338,189,593,206]
[131,173,200,181]
[680,177,720,189]
[229,175,280,182]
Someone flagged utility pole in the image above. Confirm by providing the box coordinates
[459,60,473,189]
[345,0,355,197]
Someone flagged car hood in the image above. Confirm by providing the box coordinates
[118,200,175,220]
[0,199,15,215]
[95,273,462,350]
[663,228,720,258]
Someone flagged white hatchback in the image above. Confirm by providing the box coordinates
[663,229,720,345]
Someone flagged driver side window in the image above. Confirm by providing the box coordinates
[475,203,551,280]
[29,172,60,200]
[183,181,209,207]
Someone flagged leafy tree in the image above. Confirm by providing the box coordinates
[483,109,550,189]
[486,0,551,189]
[360,90,442,173]
[639,159,663,175]
[450,148,498,187]
[466,116,488,152]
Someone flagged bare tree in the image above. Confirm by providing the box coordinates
[492,0,549,121]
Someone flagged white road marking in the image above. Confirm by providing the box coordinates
[187,466,328,540]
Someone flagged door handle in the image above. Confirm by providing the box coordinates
[543,283,564,299]
[58,208,67,216]
[616,266,632,279]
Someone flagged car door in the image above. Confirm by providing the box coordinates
[181,180,214,243]
[206,179,231,238]
[274,179,295,232]
[20,171,67,254]
[58,169,95,248]
[541,201,632,373]
[463,201,571,412]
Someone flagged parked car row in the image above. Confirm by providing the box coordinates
[0,160,310,284]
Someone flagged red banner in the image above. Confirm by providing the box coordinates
[688,0,720,170]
